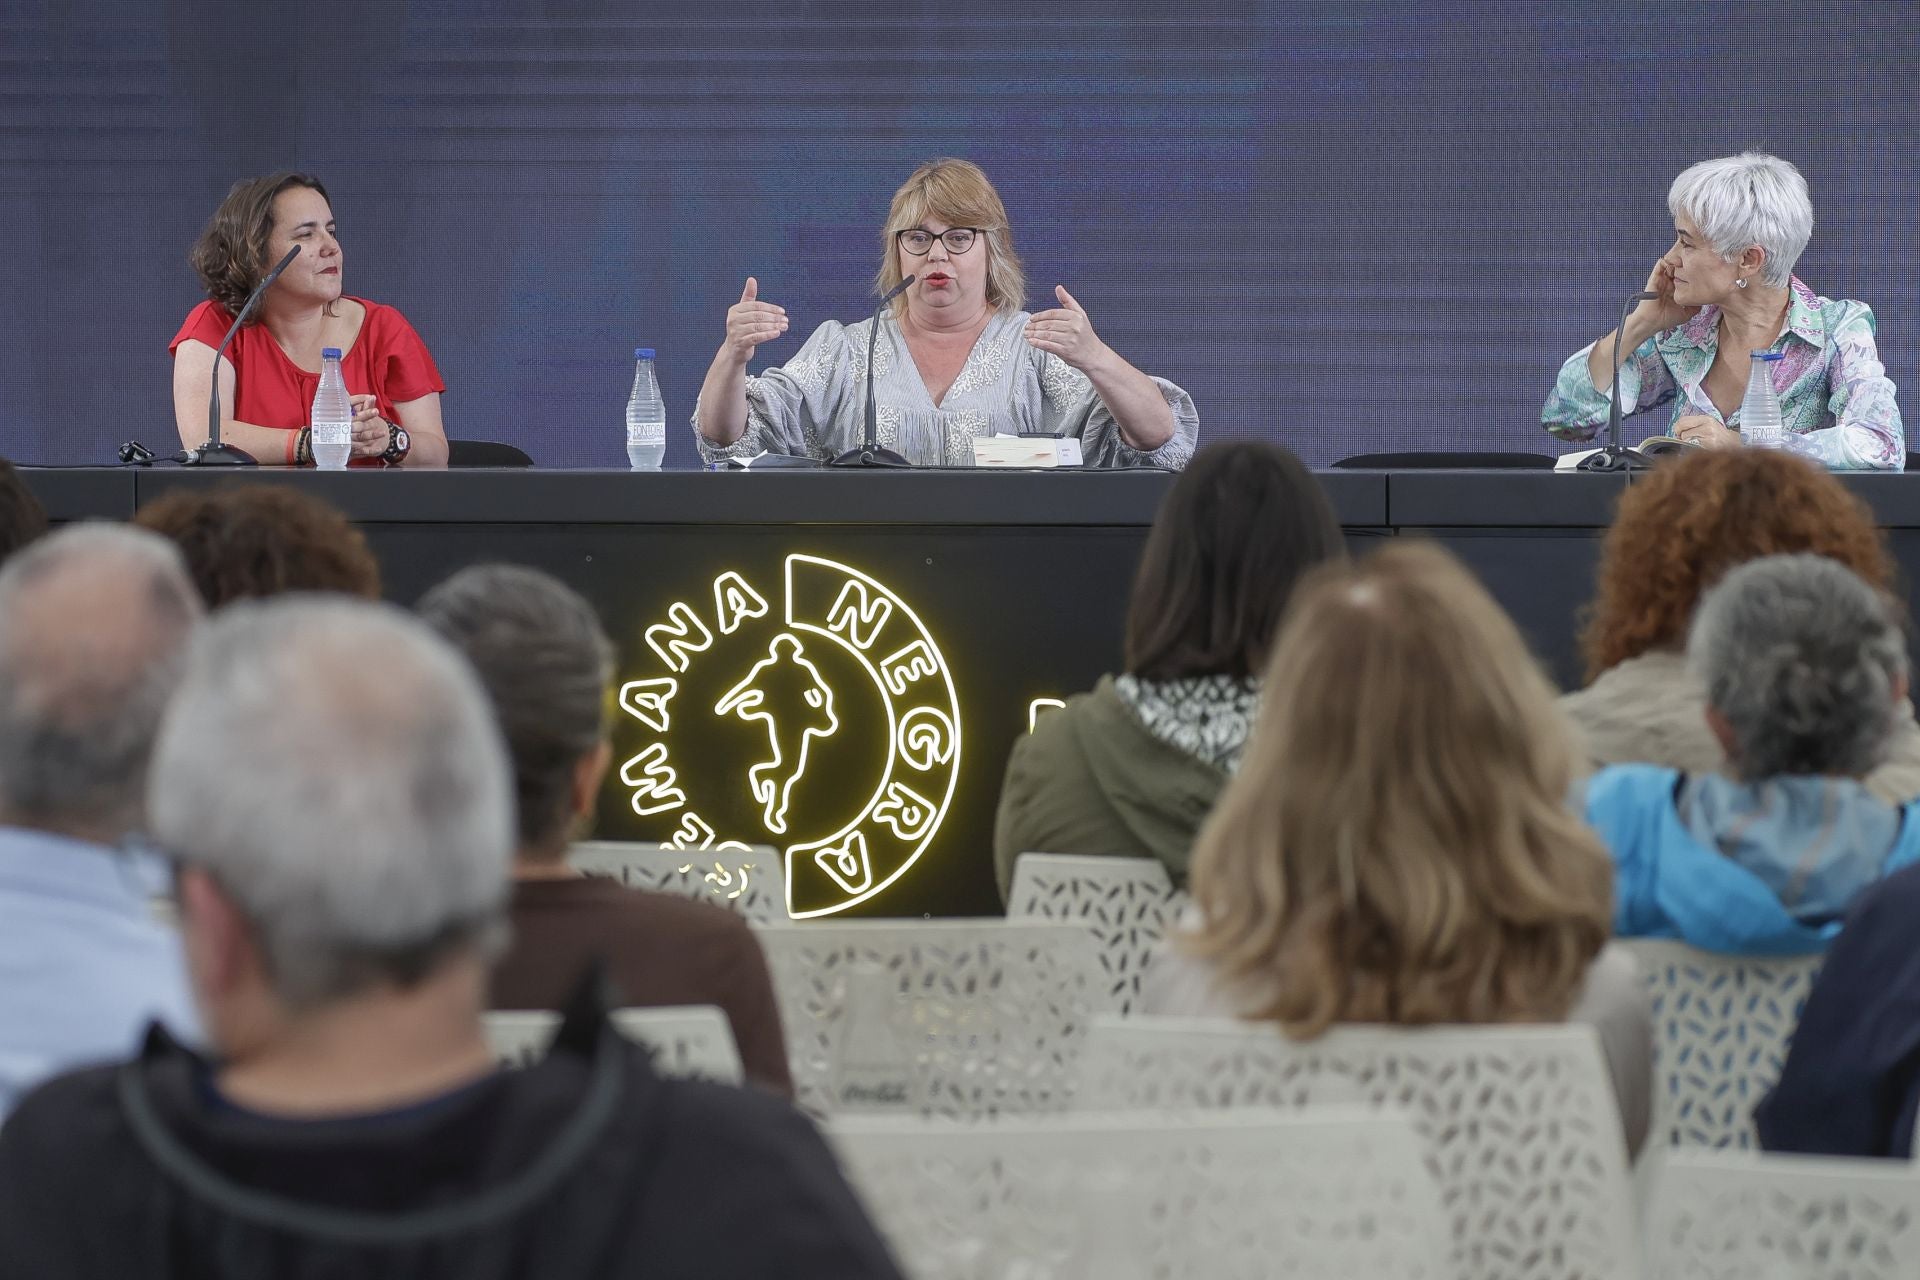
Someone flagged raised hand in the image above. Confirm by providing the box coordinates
[1632,258,1700,335]
[725,276,788,362]
[1023,285,1108,371]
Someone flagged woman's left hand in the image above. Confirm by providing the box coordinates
[1024,286,1109,371]
[1674,414,1741,450]
[349,394,389,458]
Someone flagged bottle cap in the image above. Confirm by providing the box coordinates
[635,347,656,360]
[1750,351,1784,361]
[322,347,342,360]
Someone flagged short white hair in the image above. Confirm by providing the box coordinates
[149,597,514,1009]
[0,523,201,833]
[1667,151,1813,289]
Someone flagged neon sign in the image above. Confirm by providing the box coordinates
[616,555,961,919]
[1027,697,1067,732]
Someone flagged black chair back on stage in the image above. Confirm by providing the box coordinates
[446,439,534,468]
[1331,451,1555,470]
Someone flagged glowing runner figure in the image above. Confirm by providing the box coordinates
[714,634,839,835]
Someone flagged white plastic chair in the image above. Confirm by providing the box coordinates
[755,919,1114,1120]
[1076,1016,1638,1280]
[1005,852,1188,1015]
[483,1005,743,1084]
[1645,1149,1920,1279]
[1622,939,1824,1150]
[567,839,787,922]
[829,1108,1457,1280]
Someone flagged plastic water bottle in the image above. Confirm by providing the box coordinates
[1740,351,1787,450]
[626,348,666,470]
[310,348,353,470]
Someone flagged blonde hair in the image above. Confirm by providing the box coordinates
[876,158,1026,315]
[1184,541,1613,1039]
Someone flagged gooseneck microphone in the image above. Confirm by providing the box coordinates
[185,244,303,467]
[1577,289,1662,473]
[830,275,916,469]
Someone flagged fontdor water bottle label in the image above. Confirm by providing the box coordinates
[311,347,353,470]
[626,346,667,470]
[1740,351,1786,450]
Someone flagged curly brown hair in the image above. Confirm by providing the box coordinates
[133,484,381,608]
[188,172,330,321]
[1582,450,1895,679]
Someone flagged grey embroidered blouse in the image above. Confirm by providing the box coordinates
[692,309,1199,469]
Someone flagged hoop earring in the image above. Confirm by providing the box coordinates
[1735,277,1748,289]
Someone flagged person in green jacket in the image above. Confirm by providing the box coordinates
[992,441,1344,899]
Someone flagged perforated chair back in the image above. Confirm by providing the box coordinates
[1076,1016,1637,1280]
[1645,1149,1920,1279]
[1622,938,1824,1150]
[756,919,1114,1120]
[1005,853,1186,1014]
[483,1005,743,1083]
[830,1108,1456,1280]
[567,839,788,923]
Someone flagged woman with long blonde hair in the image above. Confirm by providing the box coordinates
[1141,542,1651,1153]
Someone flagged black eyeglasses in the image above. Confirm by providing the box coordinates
[896,227,984,256]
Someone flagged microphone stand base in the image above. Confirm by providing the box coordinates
[181,442,260,467]
[827,446,912,469]
[1575,446,1652,473]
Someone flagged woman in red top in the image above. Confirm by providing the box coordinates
[169,172,450,468]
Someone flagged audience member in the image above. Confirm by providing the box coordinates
[0,525,202,1118]
[1585,553,1920,954]
[133,483,381,606]
[0,598,901,1277]
[1563,448,1920,801]
[1141,542,1651,1156]
[1754,859,1920,1158]
[418,563,794,1096]
[993,441,1343,895]
[0,460,49,562]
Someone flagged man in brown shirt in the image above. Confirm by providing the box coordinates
[418,564,793,1096]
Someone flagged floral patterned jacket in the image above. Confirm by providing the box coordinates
[1543,277,1903,471]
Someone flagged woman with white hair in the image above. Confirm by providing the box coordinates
[1543,152,1903,470]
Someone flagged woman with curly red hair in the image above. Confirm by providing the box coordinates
[1564,448,1920,802]
[169,173,448,468]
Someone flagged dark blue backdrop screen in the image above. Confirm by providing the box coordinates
[4,2,1917,468]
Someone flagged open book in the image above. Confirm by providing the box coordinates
[1553,435,1700,471]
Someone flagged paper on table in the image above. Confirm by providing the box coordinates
[974,435,1084,468]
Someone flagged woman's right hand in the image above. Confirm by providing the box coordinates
[724,276,788,362]
[1630,258,1700,335]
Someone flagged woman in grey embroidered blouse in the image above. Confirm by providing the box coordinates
[693,157,1198,469]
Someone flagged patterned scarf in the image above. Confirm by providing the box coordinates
[1112,674,1260,774]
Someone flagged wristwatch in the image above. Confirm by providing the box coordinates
[381,420,411,466]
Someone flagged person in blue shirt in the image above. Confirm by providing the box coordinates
[0,525,203,1118]
[1584,553,1920,954]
